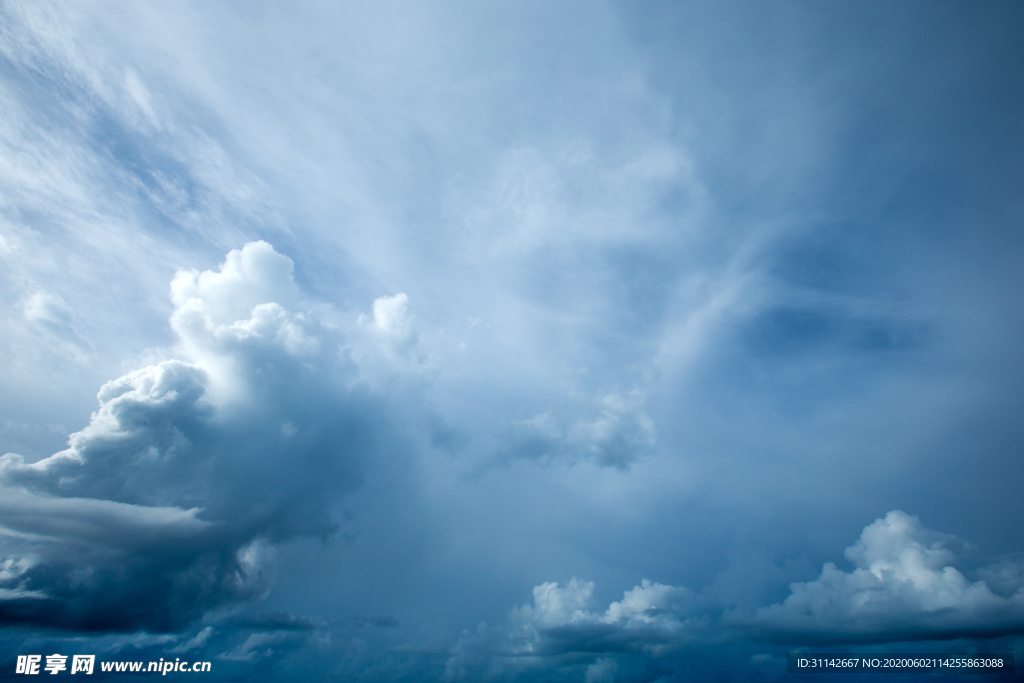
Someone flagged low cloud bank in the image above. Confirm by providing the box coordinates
[443,511,1024,680]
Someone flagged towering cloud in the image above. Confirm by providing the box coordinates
[0,242,399,632]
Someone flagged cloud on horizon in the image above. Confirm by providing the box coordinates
[441,511,1024,680]
[738,511,1024,644]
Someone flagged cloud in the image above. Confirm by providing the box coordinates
[0,242,398,632]
[975,559,1024,599]
[501,391,656,469]
[518,578,713,657]
[168,626,214,654]
[123,68,160,130]
[20,291,92,361]
[217,631,292,662]
[0,565,48,600]
[170,241,299,333]
[444,512,1024,680]
[214,611,329,663]
[354,292,428,379]
[2,3,1023,680]
[514,577,596,629]
[0,486,210,547]
[584,657,617,683]
[227,612,323,632]
[361,293,414,342]
[0,360,212,506]
[737,511,1024,643]
[442,577,715,681]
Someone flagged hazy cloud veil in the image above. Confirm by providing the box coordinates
[1,0,1023,680]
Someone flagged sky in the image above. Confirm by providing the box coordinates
[1,1,1023,680]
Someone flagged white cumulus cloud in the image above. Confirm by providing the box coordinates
[739,510,1024,642]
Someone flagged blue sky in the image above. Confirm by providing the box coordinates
[1,1,1022,680]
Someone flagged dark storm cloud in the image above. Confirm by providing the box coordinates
[0,242,403,632]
